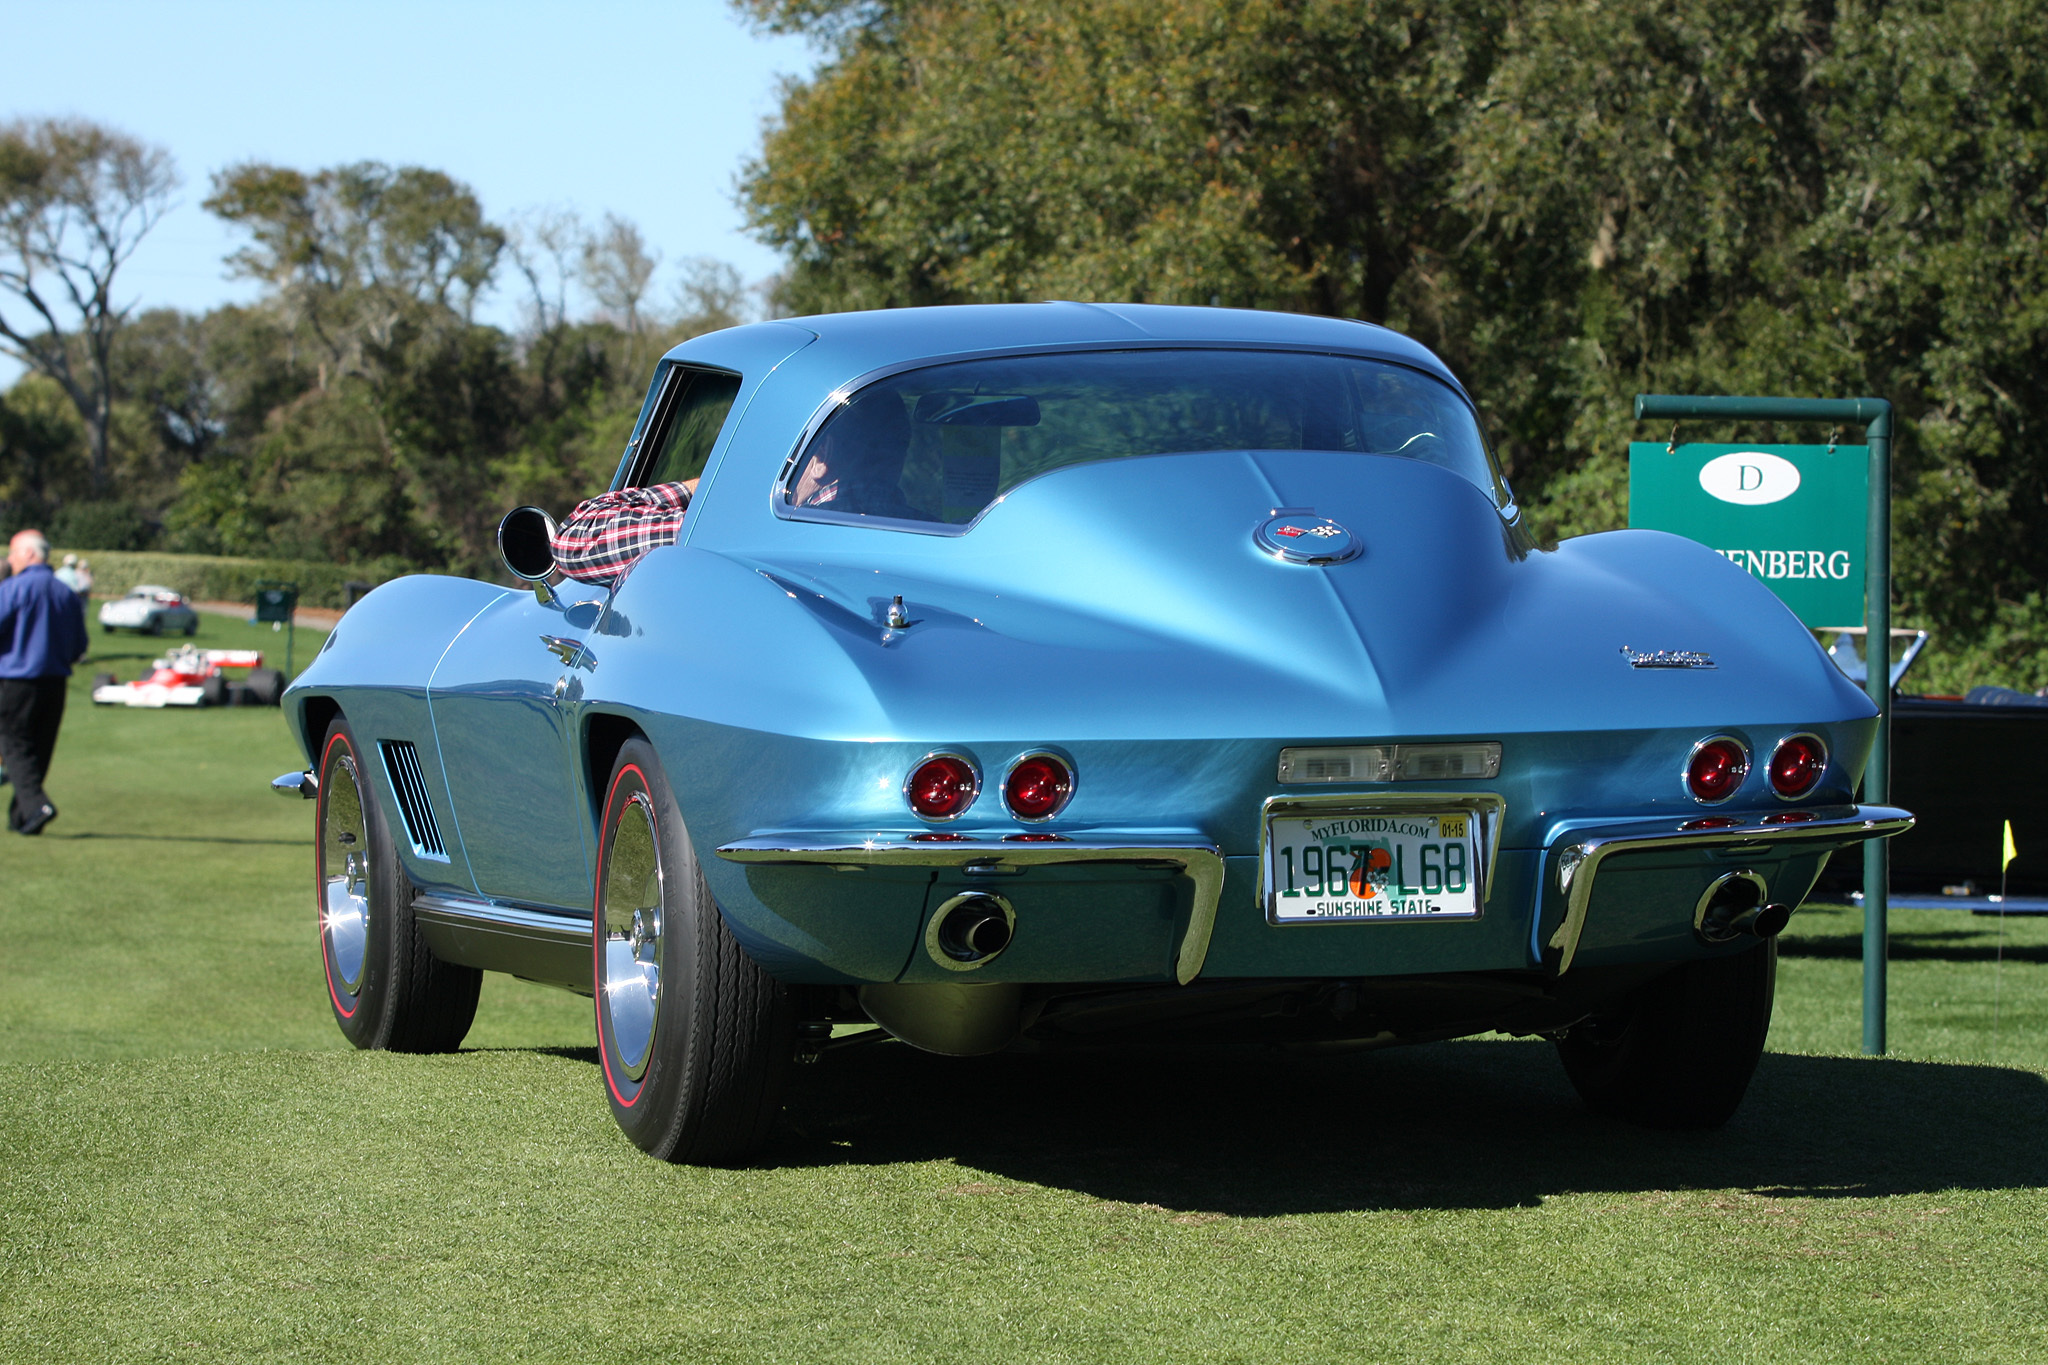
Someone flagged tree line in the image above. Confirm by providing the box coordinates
[0,125,759,580]
[3,0,2043,686]
[737,0,2046,688]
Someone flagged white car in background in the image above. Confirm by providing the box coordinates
[98,585,199,636]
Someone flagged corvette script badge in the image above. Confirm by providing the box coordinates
[1254,510,1361,565]
[1621,646,1717,670]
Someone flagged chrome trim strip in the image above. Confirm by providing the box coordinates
[1545,803,1913,974]
[713,834,1225,985]
[1257,792,1508,914]
[412,892,592,945]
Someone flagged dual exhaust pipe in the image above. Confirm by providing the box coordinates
[1695,871,1793,944]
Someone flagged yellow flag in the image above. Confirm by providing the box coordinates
[2004,820,2019,871]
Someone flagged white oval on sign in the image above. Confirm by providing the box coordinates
[1699,450,1802,506]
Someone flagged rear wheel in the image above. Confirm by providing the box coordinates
[594,737,794,1164]
[316,716,480,1051]
[246,668,284,706]
[200,675,227,707]
[1555,941,1776,1129]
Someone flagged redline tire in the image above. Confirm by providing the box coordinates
[1555,939,1777,1129]
[593,737,794,1164]
[315,716,480,1052]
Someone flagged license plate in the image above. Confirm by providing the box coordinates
[1264,811,1481,923]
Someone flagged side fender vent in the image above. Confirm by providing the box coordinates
[379,740,449,860]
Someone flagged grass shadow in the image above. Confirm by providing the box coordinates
[770,1039,2048,1212]
[52,832,310,847]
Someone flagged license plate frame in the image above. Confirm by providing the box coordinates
[1260,793,1505,926]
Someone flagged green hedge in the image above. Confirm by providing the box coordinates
[54,549,411,611]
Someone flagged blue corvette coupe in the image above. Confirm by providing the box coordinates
[276,304,1910,1163]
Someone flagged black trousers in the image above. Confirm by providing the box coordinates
[0,676,67,829]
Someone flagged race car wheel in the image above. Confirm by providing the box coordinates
[200,675,227,707]
[594,737,794,1164]
[246,668,284,707]
[1555,939,1776,1130]
[316,716,480,1052]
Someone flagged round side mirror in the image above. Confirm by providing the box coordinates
[498,506,559,582]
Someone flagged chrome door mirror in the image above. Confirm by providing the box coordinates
[498,506,559,604]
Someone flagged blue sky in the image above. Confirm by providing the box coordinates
[1,0,821,380]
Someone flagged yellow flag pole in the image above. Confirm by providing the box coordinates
[1994,820,2014,1061]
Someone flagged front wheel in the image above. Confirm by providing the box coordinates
[316,716,480,1051]
[1554,940,1776,1129]
[594,737,794,1164]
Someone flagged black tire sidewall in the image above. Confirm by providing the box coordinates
[594,737,791,1162]
[1558,939,1777,1129]
[316,718,406,1049]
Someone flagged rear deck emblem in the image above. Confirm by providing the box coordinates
[1621,646,1717,670]
[1255,511,1360,565]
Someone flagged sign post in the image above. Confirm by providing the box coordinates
[252,581,300,678]
[1632,395,1894,1056]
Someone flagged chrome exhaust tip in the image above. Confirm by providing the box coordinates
[926,892,1016,970]
[1695,871,1792,943]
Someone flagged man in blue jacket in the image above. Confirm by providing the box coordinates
[0,530,88,835]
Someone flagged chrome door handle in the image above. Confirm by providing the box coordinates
[540,634,583,667]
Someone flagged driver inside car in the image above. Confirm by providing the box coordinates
[551,393,923,585]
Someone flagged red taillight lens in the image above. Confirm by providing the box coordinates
[906,755,977,820]
[1686,738,1749,803]
[1768,734,1827,799]
[1004,754,1074,821]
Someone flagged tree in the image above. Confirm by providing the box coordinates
[0,118,176,495]
[581,212,659,336]
[204,161,505,386]
[737,0,2048,688]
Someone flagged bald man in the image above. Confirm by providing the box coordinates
[0,530,88,835]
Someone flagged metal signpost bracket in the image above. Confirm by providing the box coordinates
[1634,394,1894,1055]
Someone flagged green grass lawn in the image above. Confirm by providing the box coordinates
[3,619,2044,1362]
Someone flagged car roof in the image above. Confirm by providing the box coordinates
[666,302,1469,399]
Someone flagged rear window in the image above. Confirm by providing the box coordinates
[780,349,1504,527]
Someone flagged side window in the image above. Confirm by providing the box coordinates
[631,367,742,487]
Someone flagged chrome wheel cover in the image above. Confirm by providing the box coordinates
[320,752,370,995]
[600,792,663,1082]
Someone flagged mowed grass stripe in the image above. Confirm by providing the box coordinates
[1,610,2045,1360]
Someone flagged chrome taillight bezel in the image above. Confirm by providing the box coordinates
[1683,735,1751,805]
[903,751,981,822]
[1767,732,1829,802]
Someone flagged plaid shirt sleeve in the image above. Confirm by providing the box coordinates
[550,482,692,583]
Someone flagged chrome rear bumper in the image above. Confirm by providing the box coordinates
[714,834,1224,984]
[1546,803,1914,972]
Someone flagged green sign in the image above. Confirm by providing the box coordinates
[252,584,299,624]
[1628,442,1869,627]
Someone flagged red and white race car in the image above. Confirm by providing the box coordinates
[91,646,285,708]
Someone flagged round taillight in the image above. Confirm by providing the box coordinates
[1768,734,1827,799]
[905,755,977,820]
[1686,738,1749,804]
[1003,753,1074,821]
